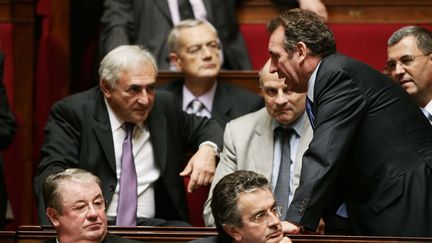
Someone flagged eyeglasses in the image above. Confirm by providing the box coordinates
[185,40,221,55]
[385,53,431,71]
[248,205,282,224]
[261,86,290,97]
[70,199,107,215]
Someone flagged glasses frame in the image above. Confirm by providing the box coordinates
[385,52,431,72]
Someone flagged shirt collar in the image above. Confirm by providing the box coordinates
[307,60,322,103]
[272,112,307,137]
[104,98,145,131]
[182,81,217,112]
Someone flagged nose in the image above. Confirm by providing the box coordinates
[267,210,281,226]
[86,204,98,219]
[393,62,406,78]
[201,46,213,59]
[275,90,288,105]
[269,62,278,74]
[137,89,150,105]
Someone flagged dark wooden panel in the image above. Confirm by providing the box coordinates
[157,71,262,94]
[14,225,432,243]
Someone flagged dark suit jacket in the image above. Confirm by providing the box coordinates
[158,79,264,127]
[0,52,16,229]
[286,53,432,236]
[42,232,141,243]
[34,87,223,225]
[100,0,298,70]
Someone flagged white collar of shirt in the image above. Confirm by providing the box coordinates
[307,60,322,103]
[182,81,217,113]
[423,100,432,116]
[104,98,145,131]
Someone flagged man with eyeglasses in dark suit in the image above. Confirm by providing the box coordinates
[387,26,432,122]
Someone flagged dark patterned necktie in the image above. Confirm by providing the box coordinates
[116,122,137,226]
[187,99,204,116]
[274,127,293,219]
[306,97,315,130]
[178,0,195,20]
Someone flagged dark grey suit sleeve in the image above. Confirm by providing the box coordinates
[99,0,134,56]
[286,69,366,230]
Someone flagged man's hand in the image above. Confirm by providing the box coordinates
[281,221,301,234]
[180,145,216,193]
[298,0,328,22]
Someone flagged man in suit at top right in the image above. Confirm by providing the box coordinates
[386,26,432,122]
[267,9,432,236]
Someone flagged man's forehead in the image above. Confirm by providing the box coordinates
[179,26,218,44]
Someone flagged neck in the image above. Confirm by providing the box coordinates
[184,77,216,96]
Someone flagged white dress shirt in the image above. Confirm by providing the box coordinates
[104,99,160,218]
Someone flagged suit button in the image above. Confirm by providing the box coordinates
[109,185,115,191]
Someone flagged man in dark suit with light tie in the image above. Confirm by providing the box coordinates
[0,52,16,229]
[34,45,223,226]
[159,19,264,127]
[267,9,432,236]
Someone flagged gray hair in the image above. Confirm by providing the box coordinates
[98,45,158,89]
[211,170,270,241]
[43,168,102,214]
[167,19,218,53]
[387,26,432,55]
[267,9,336,57]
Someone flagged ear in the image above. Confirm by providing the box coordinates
[46,207,60,227]
[169,52,182,72]
[223,224,242,242]
[100,80,112,98]
[296,42,308,62]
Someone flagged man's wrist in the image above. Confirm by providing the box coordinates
[199,141,220,158]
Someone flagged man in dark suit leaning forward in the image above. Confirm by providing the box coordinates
[267,9,432,236]
[34,45,223,226]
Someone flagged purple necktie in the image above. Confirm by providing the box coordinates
[116,122,137,226]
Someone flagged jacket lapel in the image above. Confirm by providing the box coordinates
[155,0,173,24]
[147,111,168,172]
[252,111,274,181]
[202,0,214,22]
[93,90,116,174]
[212,83,232,125]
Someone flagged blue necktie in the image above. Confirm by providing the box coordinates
[117,123,137,226]
[306,97,315,130]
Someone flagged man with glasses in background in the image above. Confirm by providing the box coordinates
[159,19,264,128]
[386,26,432,122]
[189,170,292,243]
[43,168,139,243]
